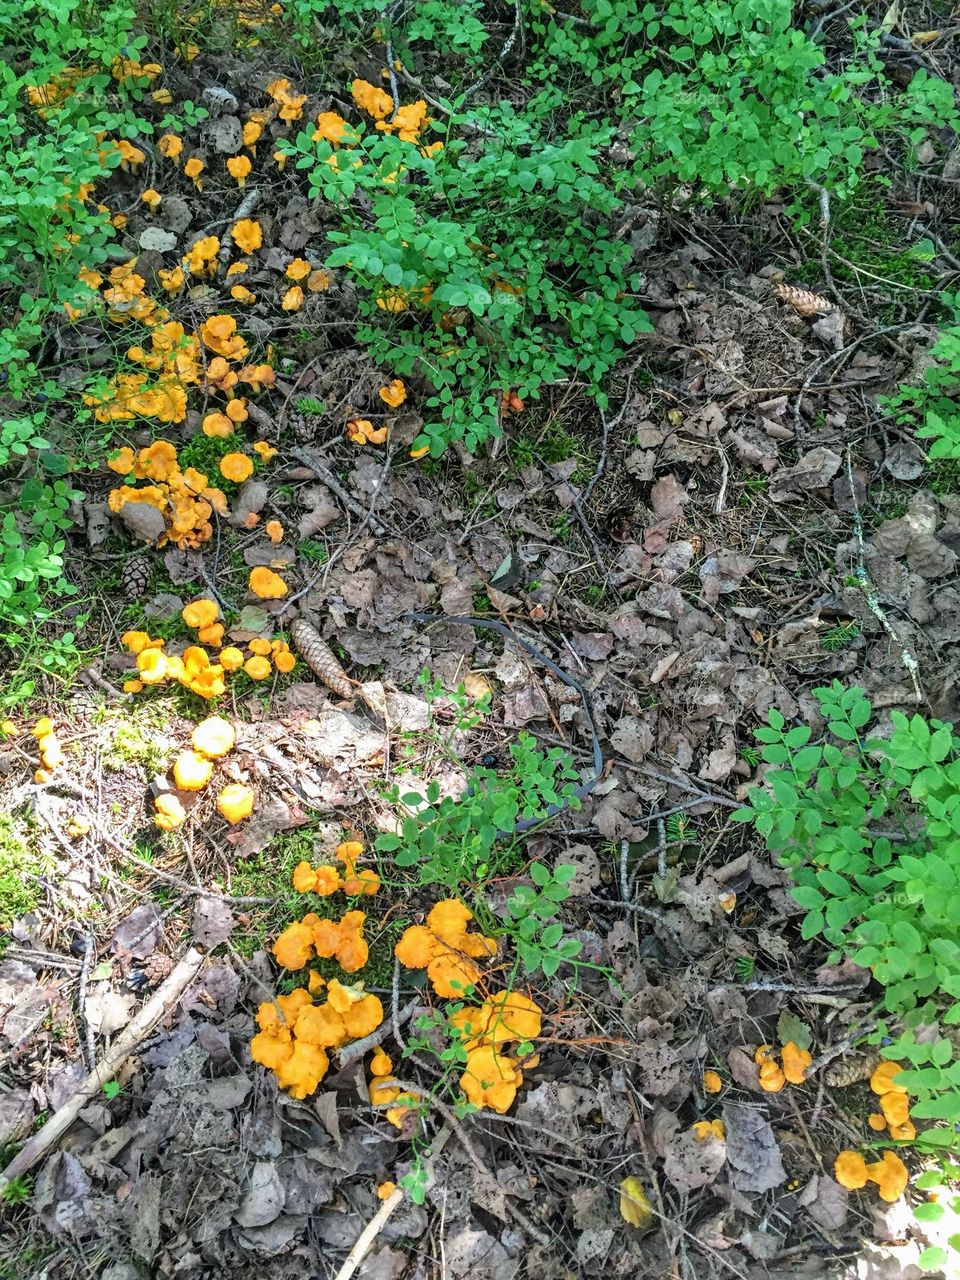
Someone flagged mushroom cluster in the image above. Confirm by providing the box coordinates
[834,1148,909,1203]
[754,1040,812,1092]
[31,717,66,783]
[150,713,254,831]
[368,1048,420,1130]
[106,438,227,549]
[250,978,383,1099]
[121,603,296,697]
[867,1060,915,1142]
[395,899,497,997]
[292,839,380,898]
[449,990,542,1113]
[274,908,369,972]
[692,1119,726,1141]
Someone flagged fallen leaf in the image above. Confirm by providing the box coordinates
[85,985,135,1036]
[662,1128,727,1192]
[192,898,236,948]
[722,1102,786,1192]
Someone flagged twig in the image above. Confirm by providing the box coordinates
[333,1125,453,1280]
[77,933,96,1071]
[462,0,523,99]
[384,39,401,116]
[289,447,386,535]
[335,994,417,1070]
[0,948,204,1191]
[217,188,260,266]
[844,451,923,704]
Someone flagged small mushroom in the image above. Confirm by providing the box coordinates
[218,782,254,824]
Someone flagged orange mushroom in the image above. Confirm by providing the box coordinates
[249,567,288,599]
[220,453,254,484]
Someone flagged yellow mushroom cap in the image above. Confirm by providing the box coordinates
[220,646,245,672]
[182,598,219,629]
[191,715,235,758]
[154,793,187,830]
[172,749,214,791]
[218,782,254,824]
[244,655,272,680]
[249,567,288,599]
[834,1150,869,1190]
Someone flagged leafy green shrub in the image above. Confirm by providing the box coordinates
[286,120,649,454]
[0,0,149,636]
[882,295,960,461]
[526,0,957,203]
[735,683,960,1141]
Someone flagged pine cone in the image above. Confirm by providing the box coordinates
[289,618,353,697]
[774,282,833,317]
[142,953,174,987]
[122,553,152,600]
[823,1049,881,1088]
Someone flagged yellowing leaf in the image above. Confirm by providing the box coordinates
[619,1176,654,1231]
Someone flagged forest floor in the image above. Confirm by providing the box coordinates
[2,5,960,1280]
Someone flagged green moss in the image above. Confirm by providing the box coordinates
[0,813,49,935]
[94,699,173,776]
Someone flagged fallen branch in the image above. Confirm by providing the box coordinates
[290,447,387,536]
[0,947,204,1192]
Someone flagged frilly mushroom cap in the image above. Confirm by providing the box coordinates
[460,1045,520,1113]
[248,566,288,599]
[370,1049,393,1076]
[292,861,318,893]
[341,993,383,1039]
[395,924,437,969]
[880,1091,910,1127]
[758,1059,786,1093]
[273,919,314,969]
[191,715,235,759]
[313,866,341,895]
[172,749,214,791]
[243,655,272,680]
[154,793,186,830]
[137,648,169,683]
[181,598,219,629]
[220,452,254,483]
[251,1030,294,1072]
[218,783,254,824]
[326,979,363,1014]
[780,1041,812,1085]
[220,646,245,671]
[483,991,542,1043]
[274,1041,328,1099]
[295,1003,348,1048]
[834,1150,869,1190]
[336,932,369,973]
[865,1150,909,1203]
[870,1060,907,1096]
[427,898,473,946]
[427,951,480,998]
[311,919,341,958]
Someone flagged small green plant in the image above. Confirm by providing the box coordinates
[501,863,581,978]
[734,682,960,1146]
[377,733,580,889]
[821,621,860,651]
[735,954,756,981]
[881,295,960,463]
[0,1174,32,1204]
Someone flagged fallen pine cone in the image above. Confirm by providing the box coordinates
[823,1048,882,1088]
[289,618,353,698]
[774,282,834,317]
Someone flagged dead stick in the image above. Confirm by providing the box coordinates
[0,947,204,1192]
